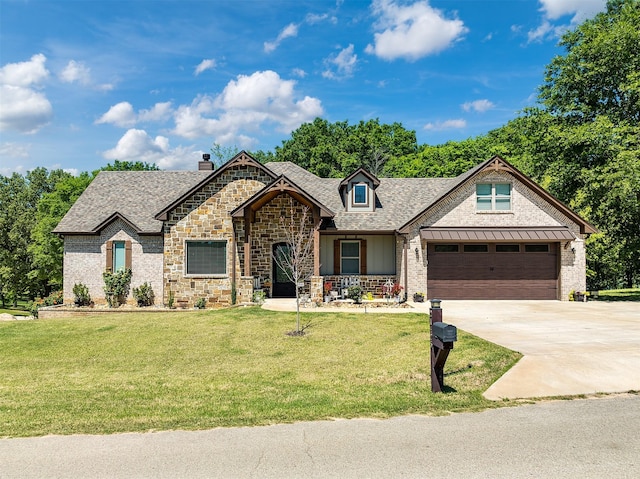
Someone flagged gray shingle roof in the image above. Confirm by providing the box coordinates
[266,161,457,231]
[53,170,211,234]
[54,162,460,235]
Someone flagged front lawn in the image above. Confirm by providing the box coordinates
[0,308,520,437]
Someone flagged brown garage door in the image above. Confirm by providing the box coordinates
[427,243,558,300]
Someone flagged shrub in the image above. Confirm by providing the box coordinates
[253,290,266,304]
[347,285,362,302]
[194,297,206,309]
[132,282,155,307]
[29,290,64,318]
[167,289,175,308]
[72,283,92,306]
[103,269,132,307]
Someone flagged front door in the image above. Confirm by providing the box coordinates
[272,243,296,298]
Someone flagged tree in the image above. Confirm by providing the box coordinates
[210,143,239,168]
[272,199,316,335]
[539,0,640,124]
[94,160,159,175]
[29,172,93,295]
[273,118,418,177]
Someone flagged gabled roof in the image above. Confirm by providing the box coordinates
[398,156,597,235]
[231,175,334,219]
[53,170,211,235]
[155,151,276,221]
[339,167,380,188]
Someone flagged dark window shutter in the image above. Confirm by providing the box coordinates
[125,240,132,270]
[360,239,367,275]
[333,239,340,275]
[106,241,113,272]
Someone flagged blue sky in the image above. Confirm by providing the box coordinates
[0,0,607,175]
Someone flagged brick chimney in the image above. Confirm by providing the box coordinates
[199,153,214,171]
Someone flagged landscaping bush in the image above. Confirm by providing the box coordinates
[132,282,155,307]
[103,269,132,307]
[194,297,206,309]
[73,283,92,306]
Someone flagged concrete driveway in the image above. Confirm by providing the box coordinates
[438,300,640,400]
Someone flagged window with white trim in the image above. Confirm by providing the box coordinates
[186,241,227,275]
[341,241,360,274]
[476,183,511,211]
[353,183,367,205]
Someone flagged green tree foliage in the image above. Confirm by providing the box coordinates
[95,160,160,174]
[273,118,417,177]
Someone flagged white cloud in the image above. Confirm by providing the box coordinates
[138,102,173,122]
[461,99,495,113]
[264,23,299,53]
[60,60,91,85]
[365,0,468,61]
[528,0,606,42]
[96,101,173,127]
[194,59,216,76]
[96,102,137,127]
[172,70,323,143]
[0,142,30,159]
[322,44,357,80]
[424,119,466,131]
[538,0,606,23]
[0,53,49,87]
[0,54,53,133]
[102,128,200,170]
[292,68,307,78]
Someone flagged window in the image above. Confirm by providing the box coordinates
[476,183,511,211]
[525,244,549,253]
[463,244,489,253]
[112,241,126,271]
[186,241,226,275]
[496,244,520,253]
[434,244,459,253]
[106,239,130,272]
[353,183,367,205]
[341,241,360,274]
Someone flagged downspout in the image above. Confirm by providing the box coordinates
[403,235,408,301]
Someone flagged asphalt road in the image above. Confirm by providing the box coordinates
[2,394,639,478]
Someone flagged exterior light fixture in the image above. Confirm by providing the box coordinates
[430,298,442,309]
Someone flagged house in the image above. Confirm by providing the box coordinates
[53,151,596,306]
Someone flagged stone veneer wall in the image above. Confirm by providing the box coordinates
[401,169,586,300]
[62,219,163,305]
[163,165,273,307]
[249,194,316,297]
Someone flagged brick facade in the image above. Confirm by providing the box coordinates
[62,219,163,305]
[400,170,586,300]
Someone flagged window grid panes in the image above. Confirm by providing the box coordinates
[524,244,549,253]
[463,244,489,253]
[496,244,520,253]
[186,241,226,275]
[476,183,511,211]
[341,241,360,274]
[434,244,459,252]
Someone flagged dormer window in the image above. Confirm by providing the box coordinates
[353,183,368,205]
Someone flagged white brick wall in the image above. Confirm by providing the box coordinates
[400,170,587,300]
[63,218,163,305]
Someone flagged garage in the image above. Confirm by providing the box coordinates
[421,227,575,300]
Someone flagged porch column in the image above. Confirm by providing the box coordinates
[244,211,252,278]
[313,209,320,276]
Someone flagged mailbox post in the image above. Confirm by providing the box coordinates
[429,299,457,392]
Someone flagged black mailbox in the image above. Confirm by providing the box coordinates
[432,322,457,342]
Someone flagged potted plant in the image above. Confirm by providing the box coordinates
[347,285,363,304]
[413,292,425,302]
[323,281,333,303]
[391,282,404,302]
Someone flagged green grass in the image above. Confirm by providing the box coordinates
[0,308,521,438]
[592,288,640,302]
